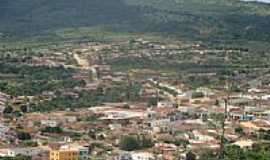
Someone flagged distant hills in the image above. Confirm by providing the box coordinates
[0,0,270,44]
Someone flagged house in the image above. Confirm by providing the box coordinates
[192,130,215,142]
[229,112,254,121]
[233,139,253,149]
[109,123,122,130]
[0,123,9,139]
[157,101,174,108]
[41,120,59,127]
[0,92,10,112]
[50,147,78,160]
[0,147,47,157]
[196,87,215,97]
[131,152,155,160]
[78,147,89,160]
[118,152,154,160]
[228,108,254,121]
[148,118,171,133]
[64,116,77,123]
[50,145,89,160]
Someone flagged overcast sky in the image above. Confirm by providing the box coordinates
[241,0,270,3]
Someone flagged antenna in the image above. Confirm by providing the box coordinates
[127,71,132,101]
[219,50,230,160]
[156,79,160,104]
[219,97,228,160]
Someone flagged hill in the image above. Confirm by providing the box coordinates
[0,0,270,45]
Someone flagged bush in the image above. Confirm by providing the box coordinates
[41,127,63,134]
[119,135,154,151]
[119,135,140,151]
[22,140,38,147]
[17,132,31,141]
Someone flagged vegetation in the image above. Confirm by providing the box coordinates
[0,63,84,96]
[198,143,270,160]
[0,0,270,51]
[30,84,142,112]
[16,132,31,141]
[257,129,270,140]
[119,135,154,151]
[22,140,38,147]
[0,156,31,160]
[41,127,63,134]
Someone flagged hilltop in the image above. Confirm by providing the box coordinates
[0,0,270,46]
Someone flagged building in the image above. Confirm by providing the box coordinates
[50,147,78,160]
[78,147,89,160]
[0,92,10,112]
[233,139,254,149]
[41,120,59,127]
[118,152,154,160]
[0,147,47,157]
[157,101,174,108]
[50,145,89,160]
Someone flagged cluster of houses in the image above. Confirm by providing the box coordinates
[1,40,270,160]
[1,81,270,159]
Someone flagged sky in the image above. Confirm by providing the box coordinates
[241,0,270,3]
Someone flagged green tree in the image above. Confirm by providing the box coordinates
[186,151,196,160]
[3,105,13,114]
[235,127,244,136]
[141,135,154,148]
[41,127,63,134]
[17,132,31,141]
[198,149,216,160]
[225,145,246,160]
[119,135,140,151]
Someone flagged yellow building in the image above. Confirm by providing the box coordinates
[50,148,78,160]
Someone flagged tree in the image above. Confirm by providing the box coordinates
[119,135,140,151]
[198,149,216,160]
[22,140,38,147]
[3,105,13,114]
[20,105,28,113]
[192,92,204,98]
[215,99,220,106]
[141,135,154,148]
[186,151,196,160]
[235,127,244,136]
[17,132,31,141]
[225,145,245,160]
[147,97,158,107]
[41,127,63,134]
[0,155,32,160]
[15,155,32,160]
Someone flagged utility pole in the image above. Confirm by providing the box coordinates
[156,79,160,104]
[219,98,228,160]
[127,72,132,101]
[219,67,230,160]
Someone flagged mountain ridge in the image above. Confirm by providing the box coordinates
[0,0,270,44]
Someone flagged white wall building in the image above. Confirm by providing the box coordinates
[157,101,174,108]
[118,152,154,160]
[41,120,59,127]
[6,147,46,157]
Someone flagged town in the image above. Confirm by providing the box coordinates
[0,38,270,160]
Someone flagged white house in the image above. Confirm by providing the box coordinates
[41,120,59,127]
[157,101,174,108]
[131,152,154,160]
[118,152,154,160]
[6,147,46,157]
